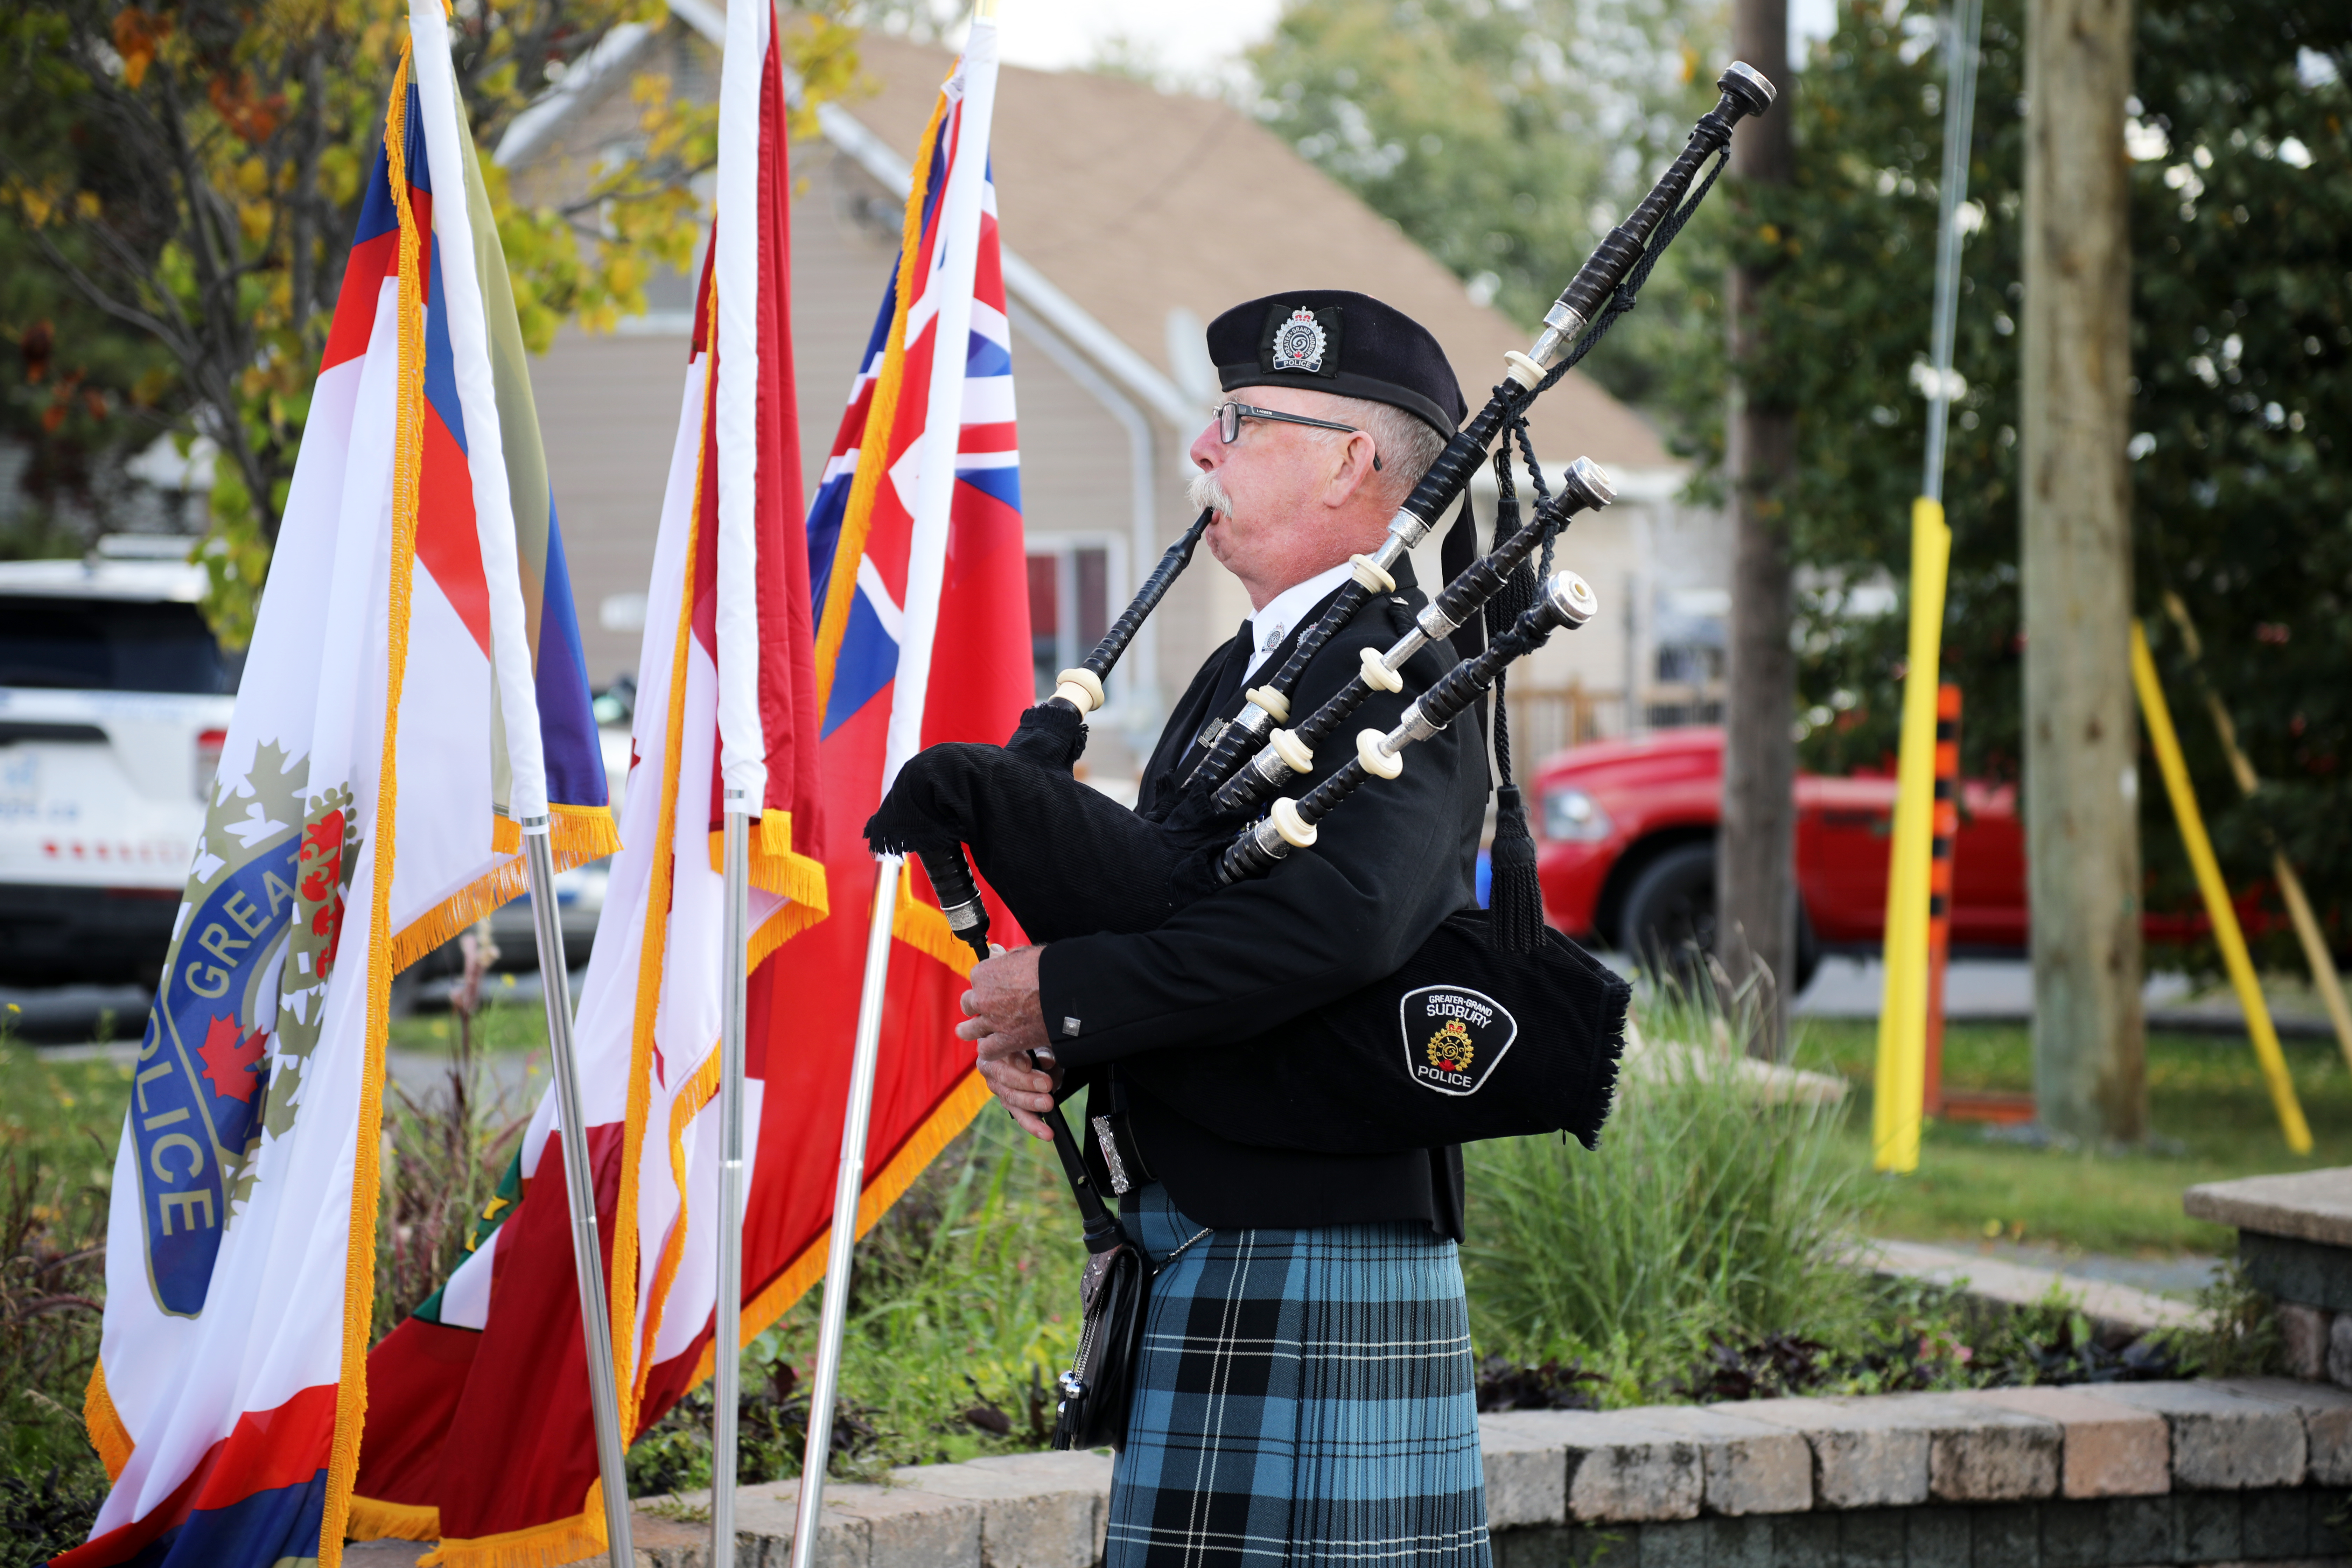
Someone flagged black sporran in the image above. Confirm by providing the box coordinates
[1050,1227,1149,1451]
[1042,1107,1149,1451]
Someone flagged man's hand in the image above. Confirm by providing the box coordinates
[959,944,1058,1140]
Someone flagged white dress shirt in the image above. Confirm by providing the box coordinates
[1241,561,1358,681]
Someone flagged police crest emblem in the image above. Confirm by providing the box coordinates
[1269,306,1328,372]
[1399,984,1516,1096]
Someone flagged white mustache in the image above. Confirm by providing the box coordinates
[1186,468,1235,518]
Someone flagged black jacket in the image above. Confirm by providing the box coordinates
[1037,557,1487,1238]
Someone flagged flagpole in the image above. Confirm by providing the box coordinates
[792,11,997,1557]
[711,798,752,1563]
[521,820,635,1567]
[790,852,906,1568]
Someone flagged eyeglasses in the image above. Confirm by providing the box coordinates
[1216,400,1359,445]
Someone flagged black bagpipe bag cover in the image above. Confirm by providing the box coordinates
[868,704,1634,1153]
[1117,907,1631,1154]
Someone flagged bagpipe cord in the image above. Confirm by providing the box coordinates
[1473,147,1726,952]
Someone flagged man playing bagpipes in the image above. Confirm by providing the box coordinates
[877,63,1777,1564]
[955,291,1506,1565]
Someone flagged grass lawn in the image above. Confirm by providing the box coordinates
[1793,1017,2352,1256]
[387,980,552,1055]
[0,1032,128,1493]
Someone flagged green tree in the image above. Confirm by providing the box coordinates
[1247,0,1732,408]
[0,0,860,640]
[1653,0,2351,966]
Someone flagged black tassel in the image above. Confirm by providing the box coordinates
[1490,785,1545,953]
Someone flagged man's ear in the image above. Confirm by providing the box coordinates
[1321,430,1380,509]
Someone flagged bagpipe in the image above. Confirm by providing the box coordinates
[868,62,1777,1163]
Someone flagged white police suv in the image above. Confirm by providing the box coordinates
[0,536,234,986]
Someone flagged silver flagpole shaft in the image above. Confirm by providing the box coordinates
[521,821,635,1567]
[712,800,752,1567]
[789,852,904,1568]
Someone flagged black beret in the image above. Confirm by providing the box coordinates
[1208,289,1468,438]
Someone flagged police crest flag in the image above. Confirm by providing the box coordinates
[62,1,615,1561]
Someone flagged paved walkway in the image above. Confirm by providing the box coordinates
[1853,1237,2216,1337]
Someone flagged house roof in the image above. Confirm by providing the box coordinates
[841,35,1673,473]
[827,34,1677,479]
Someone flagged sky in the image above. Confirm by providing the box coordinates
[988,0,1843,87]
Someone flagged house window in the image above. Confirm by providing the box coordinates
[1028,542,1114,702]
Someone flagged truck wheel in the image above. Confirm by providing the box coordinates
[1620,842,1824,996]
[1620,842,1718,979]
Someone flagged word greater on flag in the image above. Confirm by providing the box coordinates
[348,4,830,1562]
[60,1,614,1562]
[344,21,1031,1566]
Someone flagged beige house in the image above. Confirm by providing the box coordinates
[507,9,1728,780]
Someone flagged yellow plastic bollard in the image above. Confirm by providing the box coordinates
[1871,498,1952,1173]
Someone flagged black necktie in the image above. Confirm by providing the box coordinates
[1149,620,1253,810]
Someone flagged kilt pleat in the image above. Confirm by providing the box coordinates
[1103,1185,1491,1567]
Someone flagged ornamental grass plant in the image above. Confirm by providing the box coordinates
[1462,977,1876,1398]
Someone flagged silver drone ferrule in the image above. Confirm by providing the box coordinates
[1392,701,1442,748]
[1251,818,1294,862]
[1380,509,1436,556]
[1564,455,1618,509]
[1528,301,1592,372]
[939,896,987,933]
[1545,570,1600,628]
[1721,60,1777,110]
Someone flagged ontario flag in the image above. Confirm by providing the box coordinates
[344,0,832,1561]
[59,2,615,1563]
[741,3,1032,1345]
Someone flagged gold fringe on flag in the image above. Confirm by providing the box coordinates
[346,1494,441,1543]
[550,802,621,863]
[704,816,828,907]
[389,808,620,972]
[612,340,713,1443]
[422,1480,607,1568]
[388,857,532,974]
[324,41,425,1568]
[83,1362,133,1482]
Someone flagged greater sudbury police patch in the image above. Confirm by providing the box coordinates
[1400,984,1516,1096]
[1270,306,1327,372]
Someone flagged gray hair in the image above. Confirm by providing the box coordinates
[1302,394,1447,508]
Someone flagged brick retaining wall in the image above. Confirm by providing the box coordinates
[623,1377,2352,1566]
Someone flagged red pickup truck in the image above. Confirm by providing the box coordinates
[1529,727,2029,991]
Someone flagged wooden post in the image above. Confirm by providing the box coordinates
[2021,0,2145,1142]
[1720,0,1799,1054]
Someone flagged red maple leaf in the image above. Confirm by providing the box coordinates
[198,1015,268,1102]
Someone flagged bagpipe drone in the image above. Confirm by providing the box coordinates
[867,62,1778,1160]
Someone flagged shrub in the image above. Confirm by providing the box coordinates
[1462,983,1873,1393]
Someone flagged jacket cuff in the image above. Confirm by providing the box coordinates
[1036,940,1093,1057]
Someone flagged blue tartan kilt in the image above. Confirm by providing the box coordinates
[1104,1184,1492,1567]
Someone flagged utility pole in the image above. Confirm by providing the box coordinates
[2021,0,2145,1141]
[1719,0,1798,1052]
